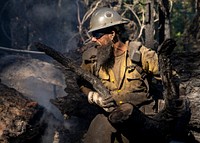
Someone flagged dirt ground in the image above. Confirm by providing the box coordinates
[171,43,200,142]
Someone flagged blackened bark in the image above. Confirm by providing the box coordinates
[34,42,116,112]
[158,0,171,45]
[145,0,155,49]
[34,43,109,96]
[0,83,45,143]
[158,5,165,44]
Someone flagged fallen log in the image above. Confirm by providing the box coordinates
[0,82,45,143]
[0,55,89,143]
[33,42,110,97]
[34,42,116,112]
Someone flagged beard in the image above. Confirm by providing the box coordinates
[96,41,115,74]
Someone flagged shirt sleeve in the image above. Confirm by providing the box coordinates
[140,45,159,76]
[81,47,97,74]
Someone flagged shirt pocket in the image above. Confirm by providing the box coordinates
[126,68,141,81]
[98,70,117,90]
[125,69,144,91]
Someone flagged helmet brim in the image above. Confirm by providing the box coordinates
[88,20,128,33]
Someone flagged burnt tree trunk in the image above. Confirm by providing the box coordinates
[34,42,116,112]
[0,82,45,143]
[145,0,155,49]
[183,0,200,48]
[158,0,171,45]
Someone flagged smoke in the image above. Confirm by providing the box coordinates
[0,1,88,142]
[0,55,85,142]
[2,0,86,51]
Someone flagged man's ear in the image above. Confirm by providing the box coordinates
[111,31,118,43]
[111,31,116,39]
[109,31,116,40]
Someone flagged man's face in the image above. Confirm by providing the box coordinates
[91,30,114,46]
[91,31,115,72]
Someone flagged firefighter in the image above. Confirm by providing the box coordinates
[78,7,162,143]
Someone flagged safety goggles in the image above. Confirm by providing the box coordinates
[92,32,106,39]
[92,28,113,39]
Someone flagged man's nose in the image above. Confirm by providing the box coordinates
[91,37,102,47]
[91,37,97,42]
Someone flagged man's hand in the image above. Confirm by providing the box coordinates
[108,103,134,124]
[88,91,116,109]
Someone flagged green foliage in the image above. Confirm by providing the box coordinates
[171,1,195,39]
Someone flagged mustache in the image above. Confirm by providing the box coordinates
[78,41,100,53]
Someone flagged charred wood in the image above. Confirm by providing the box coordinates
[172,49,200,142]
[34,42,116,112]
[34,42,111,98]
[50,91,99,120]
[0,82,45,143]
